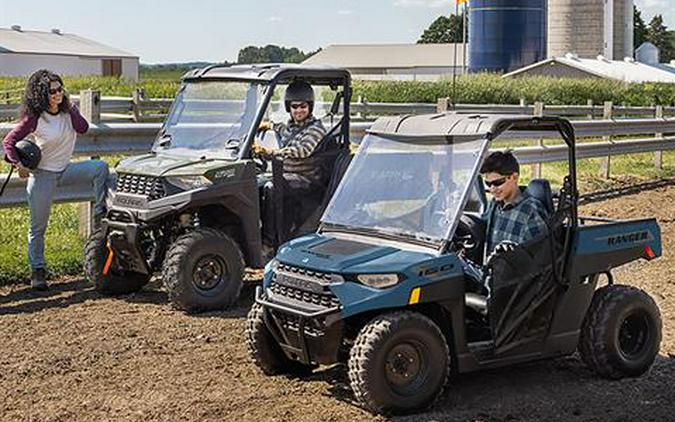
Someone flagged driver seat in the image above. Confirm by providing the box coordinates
[526,179,554,216]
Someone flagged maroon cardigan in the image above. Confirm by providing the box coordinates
[2,105,89,164]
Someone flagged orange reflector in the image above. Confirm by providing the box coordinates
[102,244,114,276]
[409,287,421,305]
[644,245,656,260]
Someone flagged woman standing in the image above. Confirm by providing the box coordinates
[2,69,110,290]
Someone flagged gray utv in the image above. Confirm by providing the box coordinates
[84,64,353,312]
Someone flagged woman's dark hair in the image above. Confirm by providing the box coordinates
[19,69,71,119]
[480,150,520,175]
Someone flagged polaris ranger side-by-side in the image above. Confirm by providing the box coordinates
[85,65,353,312]
[247,113,663,415]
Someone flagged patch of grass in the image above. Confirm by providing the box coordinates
[3,73,675,107]
[0,203,83,285]
[0,155,124,285]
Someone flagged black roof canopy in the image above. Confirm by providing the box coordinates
[367,112,575,146]
[182,63,351,86]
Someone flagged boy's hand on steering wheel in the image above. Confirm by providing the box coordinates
[251,143,272,157]
[258,120,274,132]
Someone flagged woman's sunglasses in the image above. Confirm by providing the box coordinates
[485,176,508,188]
[49,86,63,95]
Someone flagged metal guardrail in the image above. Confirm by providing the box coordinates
[0,117,673,207]
[0,118,671,157]
[2,95,675,121]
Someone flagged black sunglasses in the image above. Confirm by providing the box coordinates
[49,86,63,95]
[485,176,508,188]
[290,102,308,109]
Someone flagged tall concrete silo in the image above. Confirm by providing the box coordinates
[547,0,634,59]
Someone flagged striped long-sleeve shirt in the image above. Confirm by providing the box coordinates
[273,116,326,159]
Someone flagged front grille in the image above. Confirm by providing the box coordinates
[116,173,165,200]
[270,264,341,309]
[270,282,341,308]
[277,263,333,282]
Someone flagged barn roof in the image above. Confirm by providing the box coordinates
[0,27,137,58]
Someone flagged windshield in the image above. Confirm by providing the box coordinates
[153,81,267,158]
[322,135,488,245]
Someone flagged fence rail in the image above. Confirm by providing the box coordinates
[2,93,675,121]
[0,116,674,207]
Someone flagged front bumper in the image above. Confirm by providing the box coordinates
[255,285,343,365]
[103,209,151,275]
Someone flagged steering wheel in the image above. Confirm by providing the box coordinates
[252,129,274,173]
[452,214,485,263]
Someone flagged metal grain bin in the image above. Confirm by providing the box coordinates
[468,0,547,73]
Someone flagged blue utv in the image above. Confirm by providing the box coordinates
[245,113,663,415]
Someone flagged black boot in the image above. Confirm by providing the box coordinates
[31,268,48,291]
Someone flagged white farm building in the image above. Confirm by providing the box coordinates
[0,26,139,81]
[303,44,467,81]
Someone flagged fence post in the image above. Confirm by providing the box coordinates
[587,99,594,120]
[132,88,144,123]
[654,105,664,170]
[79,89,100,124]
[532,101,545,179]
[437,97,450,113]
[78,90,101,239]
[519,98,526,115]
[600,101,613,179]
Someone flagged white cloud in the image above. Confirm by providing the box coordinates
[267,16,282,23]
[338,10,353,15]
[634,0,673,25]
[394,0,452,8]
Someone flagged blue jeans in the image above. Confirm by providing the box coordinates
[26,160,110,270]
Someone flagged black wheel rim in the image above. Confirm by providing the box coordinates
[618,311,651,360]
[384,341,429,396]
[192,254,229,291]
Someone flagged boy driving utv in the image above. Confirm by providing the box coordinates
[248,113,663,415]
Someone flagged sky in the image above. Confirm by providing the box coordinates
[1,0,673,64]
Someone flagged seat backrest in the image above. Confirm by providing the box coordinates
[323,150,353,202]
[526,179,554,215]
[293,150,353,237]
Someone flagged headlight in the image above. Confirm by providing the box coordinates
[356,273,400,289]
[166,175,213,190]
[265,258,279,273]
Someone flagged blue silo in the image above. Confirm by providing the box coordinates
[468,0,547,73]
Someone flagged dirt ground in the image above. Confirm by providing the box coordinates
[1,185,674,422]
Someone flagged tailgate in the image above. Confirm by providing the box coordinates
[569,218,661,278]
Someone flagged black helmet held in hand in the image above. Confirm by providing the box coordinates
[14,139,42,170]
[284,80,315,112]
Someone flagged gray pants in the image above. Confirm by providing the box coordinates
[26,160,110,270]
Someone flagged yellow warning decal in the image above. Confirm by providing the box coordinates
[409,287,421,305]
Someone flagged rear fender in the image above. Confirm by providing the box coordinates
[569,218,661,278]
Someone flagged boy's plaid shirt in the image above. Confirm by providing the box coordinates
[484,192,549,253]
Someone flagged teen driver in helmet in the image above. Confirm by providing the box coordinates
[253,80,327,239]
[253,80,327,187]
